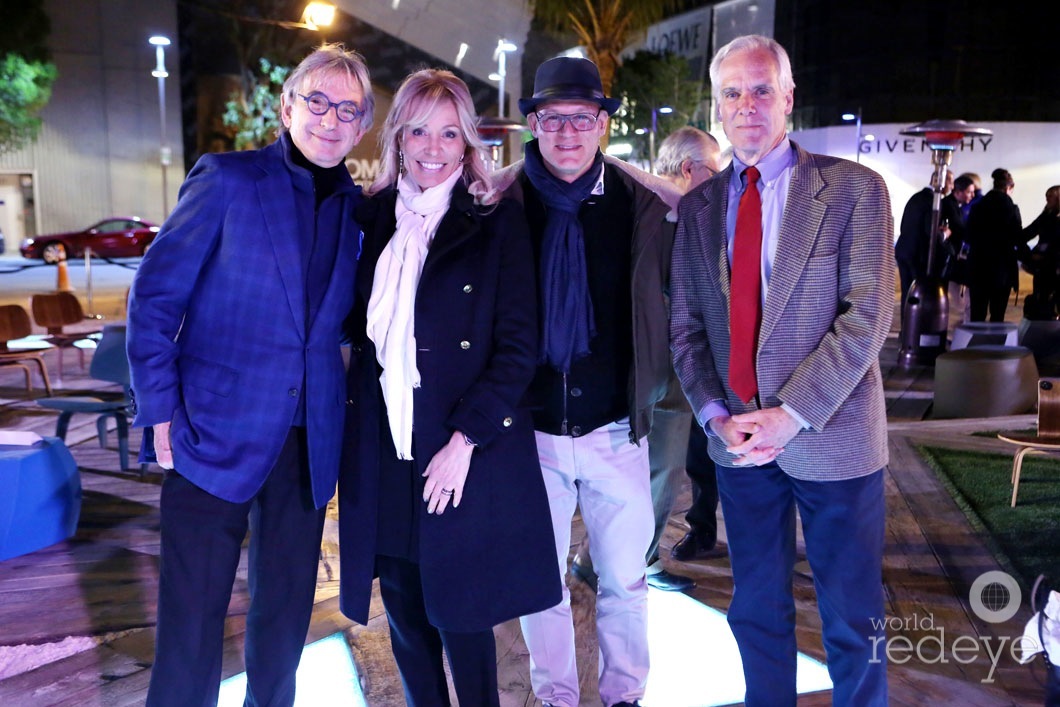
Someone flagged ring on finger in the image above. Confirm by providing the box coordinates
[441,488,454,496]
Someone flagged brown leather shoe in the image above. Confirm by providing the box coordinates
[670,531,723,562]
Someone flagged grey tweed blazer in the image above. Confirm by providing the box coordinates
[670,140,894,481]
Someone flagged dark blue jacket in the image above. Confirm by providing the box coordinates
[127,137,361,507]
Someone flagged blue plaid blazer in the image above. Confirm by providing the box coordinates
[127,138,360,506]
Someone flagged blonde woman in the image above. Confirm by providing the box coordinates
[337,69,560,706]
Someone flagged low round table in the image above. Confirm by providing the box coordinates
[1018,318,1060,375]
[997,432,1060,508]
[933,345,1038,419]
[0,437,81,561]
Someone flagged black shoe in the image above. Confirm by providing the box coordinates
[610,702,641,707]
[570,557,598,592]
[670,531,724,562]
[646,568,695,591]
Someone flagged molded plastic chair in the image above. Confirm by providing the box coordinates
[0,304,53,395]
[30,292,99,376]
[36,324,143,475]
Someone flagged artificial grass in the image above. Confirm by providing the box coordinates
[917,445,1060,588]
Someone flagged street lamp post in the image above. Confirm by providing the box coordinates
[841,108,862,163]
[648,105,672,174]
[493,39,517,118]
[149,35,171,219]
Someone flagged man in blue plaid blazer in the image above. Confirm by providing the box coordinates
[127,45,372,706]
[670,36,893,706]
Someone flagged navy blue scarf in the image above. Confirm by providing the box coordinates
[523,140,603,372]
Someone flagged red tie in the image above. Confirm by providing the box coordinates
[729,166,762,403]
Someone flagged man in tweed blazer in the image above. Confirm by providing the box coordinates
[670,35,892,706]
[127,45,372,706]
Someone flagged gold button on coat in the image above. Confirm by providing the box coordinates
[460,340,470,350]
[502,417,513,427]
[463,284,473,293]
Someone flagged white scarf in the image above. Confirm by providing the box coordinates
[366,167,464,459]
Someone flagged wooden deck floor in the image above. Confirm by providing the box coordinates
[0,300,1054,705]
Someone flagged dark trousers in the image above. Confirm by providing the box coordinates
[717,462,887,707]
[377,555,500,707]
[896,259,915,317]
[969,284,1011,322]
[147,428,326,707]
[684,424,719,546]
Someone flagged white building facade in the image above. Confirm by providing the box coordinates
[0,0,182,253]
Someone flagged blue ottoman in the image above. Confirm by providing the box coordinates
[0,437,81,561]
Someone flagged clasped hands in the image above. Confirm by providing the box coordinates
[709,406,801,467]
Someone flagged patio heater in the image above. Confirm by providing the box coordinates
[897,119,993,367]
[477,116,527,171]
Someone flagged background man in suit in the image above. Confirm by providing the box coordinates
[670,35,892,706]
[939,173,978,327]
[652,127,727,568]
[895,169,952,325]
[966,167,1024,322]
[127,44,373,706]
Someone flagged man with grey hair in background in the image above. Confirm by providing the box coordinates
[654,126,729,568]
[656,125,723,194]
[128,44,373,706]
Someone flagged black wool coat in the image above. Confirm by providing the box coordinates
[337,182,562,632]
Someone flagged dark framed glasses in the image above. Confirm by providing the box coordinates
[298,92,364,123]
[691,160,719,178]
[534,111,602,132]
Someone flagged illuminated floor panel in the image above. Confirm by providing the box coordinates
[218,590,832,706]
[643,587,833,706]
[218,633,367,707]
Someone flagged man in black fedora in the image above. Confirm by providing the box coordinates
[494,56,676,707]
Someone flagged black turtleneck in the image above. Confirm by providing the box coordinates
[286,135,346,208]
[277,131,357,426]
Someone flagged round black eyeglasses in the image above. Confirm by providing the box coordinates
[298,92,364,123]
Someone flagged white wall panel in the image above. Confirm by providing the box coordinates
[1,0,182,238]
[791,122,1060,240]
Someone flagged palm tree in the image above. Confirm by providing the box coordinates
[531,0,686,96]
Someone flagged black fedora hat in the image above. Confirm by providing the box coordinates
[518,56,622,117]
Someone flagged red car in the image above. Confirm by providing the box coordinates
[20,217,160,263]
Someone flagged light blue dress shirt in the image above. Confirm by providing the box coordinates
[699,138,811,431]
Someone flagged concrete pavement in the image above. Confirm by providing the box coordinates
[0,256,138,323]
